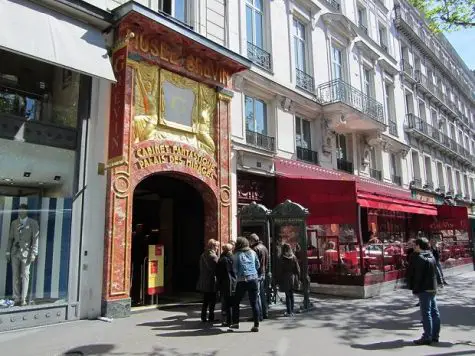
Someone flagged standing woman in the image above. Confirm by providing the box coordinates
[231,237,261,332]
[216,243,236,327]
[197,239,219,322]
[278,243,301,317]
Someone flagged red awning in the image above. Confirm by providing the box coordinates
[357,192,438,216]
[274,158,437,218]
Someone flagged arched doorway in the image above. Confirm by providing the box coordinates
[130,173,216,306]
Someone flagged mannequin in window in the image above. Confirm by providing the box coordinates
[5,204,39,306]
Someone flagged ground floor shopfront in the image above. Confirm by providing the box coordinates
[101,3,249,318]
[0,0,115,331]
[269,158,474,298]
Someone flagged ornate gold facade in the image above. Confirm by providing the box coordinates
[130,60,217,156]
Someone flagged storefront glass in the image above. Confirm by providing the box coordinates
[0,49,85,311]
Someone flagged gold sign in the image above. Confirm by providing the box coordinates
[129,32,230,87]
[135,144,217,180]
[412,191,437,204]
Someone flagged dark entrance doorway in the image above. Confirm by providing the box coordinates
[131,174,205,306]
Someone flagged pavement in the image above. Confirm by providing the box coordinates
[1,272,475,356]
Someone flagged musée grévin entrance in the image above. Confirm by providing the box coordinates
[131,173,212,306]
[101,5,249,318]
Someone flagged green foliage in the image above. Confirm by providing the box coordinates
[407,0,475,32]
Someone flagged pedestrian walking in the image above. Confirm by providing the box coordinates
[277,243,301,317]
[230,236,260,332]
[196,239,219,323]
[216,243,236,327]
[409,237,441,345]
[430,238,448,286]
[249,233,269,320]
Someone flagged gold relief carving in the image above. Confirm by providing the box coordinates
[113,171,130,198]
[130,60,217,156]
[217,92,232,102]
[220,185,231,206]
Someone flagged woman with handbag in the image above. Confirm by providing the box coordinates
[196,239,219,322]
[277,243,301,317]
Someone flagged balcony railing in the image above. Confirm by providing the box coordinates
[392,175,402,186]
[414,70,435,94]
[245,129,275,152]
[381,43,388,53]
[389,120,398,136]
[247,42,272,72]
[411,178,422,188]
[404,114,474,167]
[337,158,354,174]
[296,68,315,93]
[359,23,368,35]
[297,146,319,165]
[423,181,434,190]
[435,185,445,193]
[370,168,382,181]
[317,79,385,125]
[324,0,341,11]
[401,59,413,77]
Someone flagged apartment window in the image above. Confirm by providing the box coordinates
[430,110,438,127]
[412,151,421,184]
[418,100,426,121]
[447,167,454,192]
[245,96,267,134]
[331,45,344,80]
[390,153,401,185]
[414,56,421,71]
[470,178,475,198]
[378,24,388,52]
[362,68,373,97]
[456,171,462,195]
[295,116,311,149]
[464,175,470,198]
[424,156,433,187]
[337,134,347,160]
[293,18,307,72]
[405,92,414,114]
[246,0,264,48]
[357,5,368,33]
[159,0,189,23]
[437,162,445,190]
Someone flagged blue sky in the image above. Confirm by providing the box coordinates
[445,29,475,70]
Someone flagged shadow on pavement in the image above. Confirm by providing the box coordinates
[425,351,475,356]
[351,340,456,351]
[62,343,115,355]
[62,344,220,356]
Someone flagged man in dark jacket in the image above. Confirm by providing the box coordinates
[410,238,441,345]
[249,233,269,320]
[216,243,236,327]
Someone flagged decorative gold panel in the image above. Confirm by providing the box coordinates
[130,60,217,156]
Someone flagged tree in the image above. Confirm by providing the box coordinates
[408,0,475,32]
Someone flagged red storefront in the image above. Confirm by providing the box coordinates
[275,158,473,297]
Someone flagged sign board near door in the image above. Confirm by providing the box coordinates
[148,245,164,295]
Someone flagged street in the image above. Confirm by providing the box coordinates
[0,271,474,356]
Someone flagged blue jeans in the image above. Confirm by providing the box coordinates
[232,279,260,327]
[257,277,267,319]
[418,292,441,341]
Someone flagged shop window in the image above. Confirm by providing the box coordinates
[0,50,90,312]
[159,0,190,24]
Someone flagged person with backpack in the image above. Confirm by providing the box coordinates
[409,238,441,345]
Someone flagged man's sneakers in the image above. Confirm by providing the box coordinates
[413,338,432,345]
[251,326,259,332]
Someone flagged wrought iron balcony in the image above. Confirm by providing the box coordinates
[247,42,272,72]
[359,23,368,35]
[423,181,434,190]
[435,185,445,194]
[324,0,341,12]
[245,129,275,152]
[296,68,315,93]
[414,70,436,95]
[388,120,398,136]
[337,158,353,174]
[297,146,319,165]
[317,79,385,125]
[370,168,382,181]
[404,114,474,167]
[401,59,413,78]
[392,175,402,186]
[411,178,422,189]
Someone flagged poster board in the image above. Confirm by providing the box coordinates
[148,245,164,295]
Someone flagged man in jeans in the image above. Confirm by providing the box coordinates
[410,237,441,345]
[249,233,269,320]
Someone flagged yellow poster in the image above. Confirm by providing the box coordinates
[148,245,164,295]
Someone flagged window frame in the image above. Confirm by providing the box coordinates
[159,0,191,24]
[245,0,265,49]
[244,95,268,136]
[292,17,308,73]
[295,115,312,150]
[330,43,346,81]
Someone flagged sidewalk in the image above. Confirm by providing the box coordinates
[1,271,474,356]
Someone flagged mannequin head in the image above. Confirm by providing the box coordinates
[18,204,28,219]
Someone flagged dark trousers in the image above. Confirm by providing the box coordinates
[201,292,216,321]
[285,290,294,314]
[221,295,233,325]
[232,279,259,327]
[257,277,268,319]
